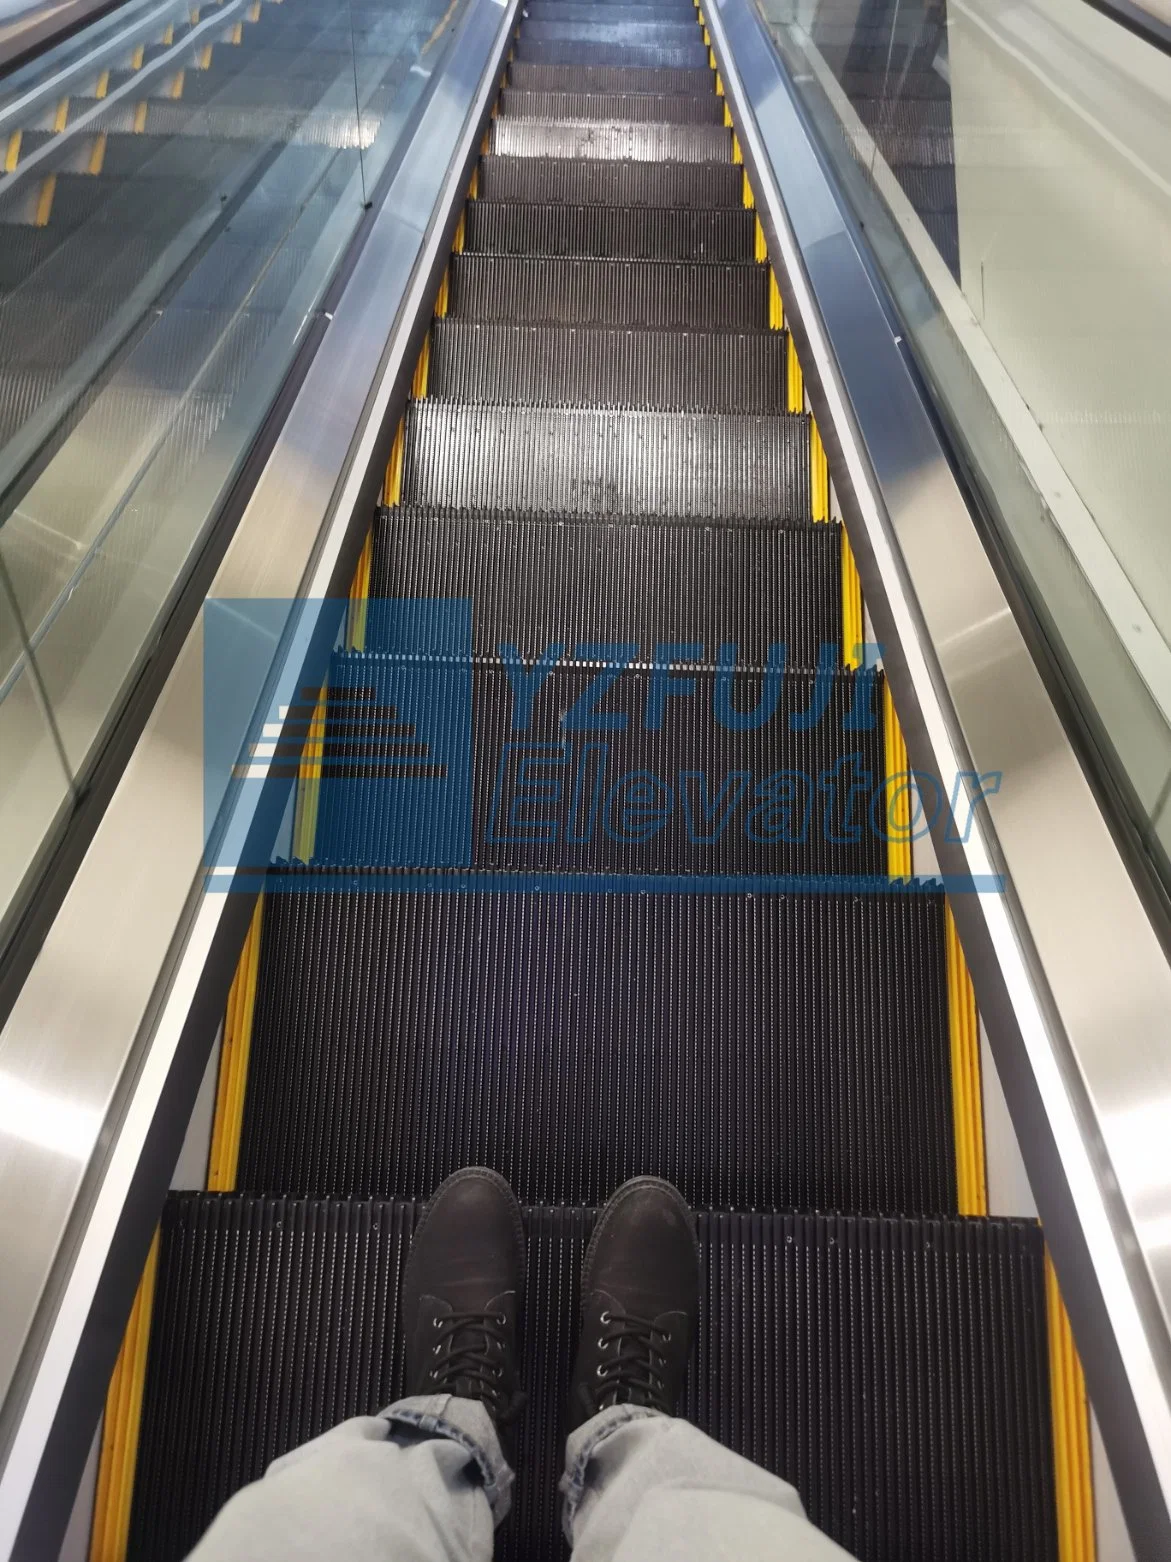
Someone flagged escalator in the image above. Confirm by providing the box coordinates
[73,3,1081,1559]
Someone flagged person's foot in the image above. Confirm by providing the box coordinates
[402,1167,526,1425]
[568,1176,699,1430]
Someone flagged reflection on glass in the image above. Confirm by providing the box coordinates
[756,0,1171,881]
[0,0,462,943]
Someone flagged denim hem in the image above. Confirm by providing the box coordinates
[382,1394,514,1524]
[560,1404,663,1543]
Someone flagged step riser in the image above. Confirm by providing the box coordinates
[477,155,741,208]
[129,1198,1054,1562]
[400,402,811,521]
[498,87,725,124]
[448,255,769,330]
[506,61,715,94]
[426,320,784,410]
[370,510,838,666]
[514,38,711,67]
[462,202,755,261]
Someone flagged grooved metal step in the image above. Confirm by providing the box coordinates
[498,87,725,123]
[514,37,711,67]
[477,154,741,207]
[463,201,755,260]
[129,1198,1054,1562]
[448,254,768,329]
[313,654,885,876]
[523,0,699,18]
[400,401,811,520]
[521,17,703,43]
[238,886,956,1211]
[489,117,730,163]
[426,320,785,410]
[369,507,837,665]
[506,61,715,94]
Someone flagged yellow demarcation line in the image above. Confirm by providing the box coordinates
[207,895,265,1190]
[411,332,431,400]
[95,69,110,97]
[810,418,829,523]
[384,418,406,505]
[768,270,782,329]
[1047,1253,1096,1562]
[741,167,753,209]
[945,902,987,1215]
[88,1232,159,1562]
[452,210,466,254]
[169,70,186,100]
[197,44,213,68]
[4,130,21,172]
[89,133,107,175]
[54,97,69,132]
[34,175,56,227]
[882,680,912,880]
[160,22,173,43]
[753,213,766,262]
[291,688,327,863]
[132,101,148,133]
[348,531,374,650]
[840,524,862,668]
[787,334,803,412]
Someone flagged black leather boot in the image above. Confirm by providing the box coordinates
[569,1176,699,1430]
[401,1167,526,1425]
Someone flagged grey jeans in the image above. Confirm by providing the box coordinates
[185,1395,855,1561]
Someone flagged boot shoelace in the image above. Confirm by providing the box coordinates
[593,1308,672,1411]
[428,1310,515,1420]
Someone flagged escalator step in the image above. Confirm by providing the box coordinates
[506,62,715,94]
[523,0,700,19]
[312,654,886,876]
[477,155,741,208]
[369,508,837,664]
[498,86,725,123]
[400,401,810,520]
[448,254,768,328]
[489,118,730,163]
[462,202,754,260]
[514,38,711,67]
[426,320,784,408]
[129,1196,1055,1562]
[238,884,956,1212]
[521,18,703,44]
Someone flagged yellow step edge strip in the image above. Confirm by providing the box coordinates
[89,132,107,176]
[291,689,327,862]
[54,97,69,132]
[4,130,21,172]
[347,532,374,652]
[95,69,110,97]
[810,418,828,523]
[452,210,466,254]
[787,333,804,412]
[945,903,987,1216]
[468,164,479,199]
[130,43,144,68]
[768,269,782,330]
[160,22,174,44]
[207,895,265,1189]
[882,680,912,879]
[434,265,450,319]
[1047,1253,1095,1562]
[753,213,766,263]
[34,174,56,228]
[169,70,185,99]
[840,525,862,670]
[412,331,431,400]
[88,1231,159,1562]
[133,101,148,133]
[741,168,754,209]
[384,417,406,505]
[197,44,213,69]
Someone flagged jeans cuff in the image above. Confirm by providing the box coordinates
[382,1393,514,1524]
[560,1404,664,1542]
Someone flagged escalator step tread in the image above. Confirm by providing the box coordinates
[506,61,715,94]
[524,3,701,26]
[237,884,956,1211]
[129,1195,1056,1562]
[477,154,740,208]
[426,319,784,408]
[312,654,886,875]
[521,17,703,42]
[463,201,754,260]
[448,253,768,329]
[400,400,810,520]
[498,87,725,123]
[514,38,711,67]
[369,506,837,662]
[489,117,730,163]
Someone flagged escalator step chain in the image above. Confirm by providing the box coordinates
[448,253,767,329]
[128,1195,1055,1562]
[238,885,957,1212]
[489,118,731,163]
[426,320,784,409]
[369,508,838,664]
[506,61,716,94]
[314,656,886,876]
[477,155,742,208]
[400,401,811,520]
[463,201,755,261]
[498,87,726,124]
